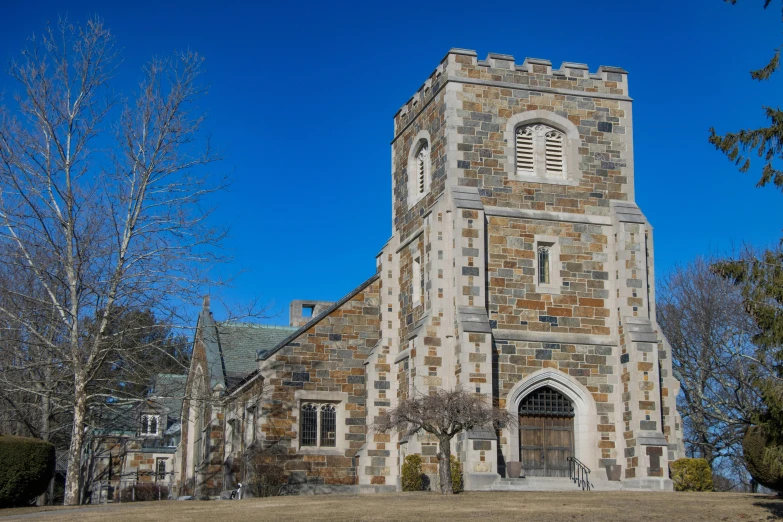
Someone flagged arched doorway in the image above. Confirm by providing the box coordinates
[518,386,574,477]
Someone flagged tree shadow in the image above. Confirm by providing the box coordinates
[753,495,783,520]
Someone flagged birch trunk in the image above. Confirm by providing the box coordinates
[64,380,87,505]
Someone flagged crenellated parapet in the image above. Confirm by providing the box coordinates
[393,49,629,136]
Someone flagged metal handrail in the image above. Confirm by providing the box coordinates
[567,456,593,491]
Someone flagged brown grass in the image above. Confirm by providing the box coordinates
[0,491,781,521]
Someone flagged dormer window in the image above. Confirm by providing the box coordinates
[515,124,566,179]
[141,414,160,436]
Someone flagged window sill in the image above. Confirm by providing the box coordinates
[296,446,345,456]
[536,284,561,295]
[513,174,578,187]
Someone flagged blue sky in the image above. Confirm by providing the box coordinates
[1,0,781,324]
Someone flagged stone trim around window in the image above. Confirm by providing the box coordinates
[293,390,350,455]
[535,234,561,295]
[503,110,582,186]
[407,129,432,208]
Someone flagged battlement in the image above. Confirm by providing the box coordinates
[393,49,629,136]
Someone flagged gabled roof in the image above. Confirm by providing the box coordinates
[149,373,188,422]
[216,323,298,387]
[195,300,298,389]
[226,273,380,396]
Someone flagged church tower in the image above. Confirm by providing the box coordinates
[364,49,684,491]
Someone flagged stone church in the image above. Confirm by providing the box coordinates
[177,49,684,496]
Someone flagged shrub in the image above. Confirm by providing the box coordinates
[247,444,289,497]
[450,455,463,494]
[117,483,169,502]
[401,454,424,492]
[743,425,783,494]
[670,458,713,492]
[0,435,55,507]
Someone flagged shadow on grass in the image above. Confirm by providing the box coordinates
[753,494,783,520]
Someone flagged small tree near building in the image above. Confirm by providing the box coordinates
[374,388,512,495]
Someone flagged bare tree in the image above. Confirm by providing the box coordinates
[374,388,512,494]
[0,18,226,505]
[657,256,769,487]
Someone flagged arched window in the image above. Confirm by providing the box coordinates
[519,386,574,417]
[408,137,430,206]
[416,142,429,196]
[320,404,336,447]
[300,402,339,448]
[300,403,318,446]
[515,124,567,179]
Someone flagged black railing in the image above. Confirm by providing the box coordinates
[567,456,593,491]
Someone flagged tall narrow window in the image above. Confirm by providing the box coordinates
[538,246,551,285]
[320,405,336,447]
[516,124,567,179]
[149,416,158,435]
[156,459,167,481]
[245,407,256,446]
[515,126,535,174]
[416,143,428,196]
[544,130,564,178]
[412,256,422,306]
[301,403,318,446]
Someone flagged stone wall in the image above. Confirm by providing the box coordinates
[248,276,381,491]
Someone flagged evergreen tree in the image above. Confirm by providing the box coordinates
[710,0,783,480]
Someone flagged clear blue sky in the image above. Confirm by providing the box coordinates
[1,0,781,325]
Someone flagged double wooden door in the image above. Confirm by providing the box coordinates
[519,415,574,477]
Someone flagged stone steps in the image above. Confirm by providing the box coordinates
[484,477,624,492]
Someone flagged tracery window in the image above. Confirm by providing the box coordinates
[516,124,566,179]
[140,414,160,436]
[300,402,337,448]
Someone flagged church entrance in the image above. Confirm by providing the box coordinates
[518,386,575,477]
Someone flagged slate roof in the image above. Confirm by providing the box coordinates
[149,373,188,423]
[194,303,299,389]
[216,323,298,387]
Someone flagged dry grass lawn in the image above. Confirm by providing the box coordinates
[0,491,781,521]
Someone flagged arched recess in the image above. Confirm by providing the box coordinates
[502,109,583,186]
[503,368,599,473]
[407,129,432,207]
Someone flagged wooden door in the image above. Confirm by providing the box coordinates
[519,415,574,477]
[518,386,575,477]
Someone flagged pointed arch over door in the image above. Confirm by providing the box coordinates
[518,386,574,477]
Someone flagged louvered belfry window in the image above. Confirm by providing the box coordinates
[515,124,566,179]
[416,142,429,196]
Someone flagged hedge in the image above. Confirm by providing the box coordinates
[0,435,55,507]
[670,458,713,492]
[743,425,783,494]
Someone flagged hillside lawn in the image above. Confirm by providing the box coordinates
[0,491,781,521]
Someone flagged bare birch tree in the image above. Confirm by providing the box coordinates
[374,388,512,494]
[0,18,226,505]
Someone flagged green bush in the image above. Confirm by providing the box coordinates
[0,435,55,507]
[743,425,783,494]
[401,454,424,492]
[450,455,463,494]
[670,458,713,492]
